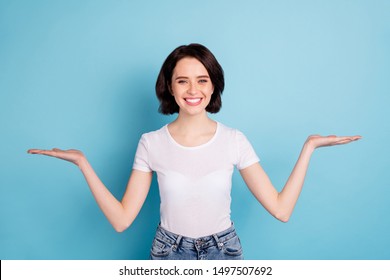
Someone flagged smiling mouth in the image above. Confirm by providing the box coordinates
[184,98,202,105]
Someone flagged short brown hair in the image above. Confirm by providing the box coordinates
[156,43,224,115]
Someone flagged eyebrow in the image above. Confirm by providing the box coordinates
[175,75,210,80]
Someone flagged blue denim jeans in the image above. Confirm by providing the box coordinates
[150,224,244,260]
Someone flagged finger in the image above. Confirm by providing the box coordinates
[341,135,362,141]
[27,149,47,154]
[333,136,360,145]
[339,135,362,139]
[27,149,57,157]
[48,148,66,156]
[334,138,353,145]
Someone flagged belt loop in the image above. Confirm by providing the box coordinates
[213,234,224,250]
[172,235,182,251]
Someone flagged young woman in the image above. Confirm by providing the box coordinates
[28,44,361,260]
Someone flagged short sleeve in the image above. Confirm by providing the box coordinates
[235,130,260,170]
[132,134,153,172]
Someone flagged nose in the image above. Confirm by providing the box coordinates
[187,81,198,95]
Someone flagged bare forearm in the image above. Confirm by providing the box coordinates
[28,147,152,232]
[277,142,315,222]
[241,134,360,223]
[78,158,127,231]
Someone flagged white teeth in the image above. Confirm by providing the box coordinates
[185,98,201,103]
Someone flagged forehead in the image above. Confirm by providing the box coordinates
[173,57,209,77]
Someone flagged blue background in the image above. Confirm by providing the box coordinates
[1,0,389,260]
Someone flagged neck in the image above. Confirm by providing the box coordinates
[171,111,215,134]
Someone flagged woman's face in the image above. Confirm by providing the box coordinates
[170,57,214,116]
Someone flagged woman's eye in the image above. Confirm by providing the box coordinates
[199,79,208,84]
[178,80,187,84]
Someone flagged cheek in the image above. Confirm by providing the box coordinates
[170,84,183,96]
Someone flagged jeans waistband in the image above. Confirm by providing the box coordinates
[155,224,237,250]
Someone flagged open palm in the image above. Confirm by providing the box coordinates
[306,135,362,149]
[27,148,85,166]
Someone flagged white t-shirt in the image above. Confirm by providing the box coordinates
[133,122,259,238]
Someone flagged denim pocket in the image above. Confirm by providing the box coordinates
[150,238,172,259]
[221,235,243,257]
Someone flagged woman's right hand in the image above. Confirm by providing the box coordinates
[27,147,153,232]
[27,148,85,167]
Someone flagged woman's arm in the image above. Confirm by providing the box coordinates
[27,148,152,232]
[239,135,361,222]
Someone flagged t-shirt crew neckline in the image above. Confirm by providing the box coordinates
[165,122,220,150]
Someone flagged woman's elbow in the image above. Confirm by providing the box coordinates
[274,212,290,223]
[113,221,132,233]
[278,216,290,223]
[114,226,127,233]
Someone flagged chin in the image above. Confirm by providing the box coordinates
[179,107,207,116]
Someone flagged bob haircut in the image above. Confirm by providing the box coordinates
[156,43,224,115]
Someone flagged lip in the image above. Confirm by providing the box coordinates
[184,97,203,106]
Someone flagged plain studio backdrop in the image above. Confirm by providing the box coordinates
[0,0,389,260]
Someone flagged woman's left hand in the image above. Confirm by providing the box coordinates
[305,135,362,150]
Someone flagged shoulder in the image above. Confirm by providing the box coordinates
[217,122,255,151]
[136,126,168,150]
[136,126,168,155]
[140,125,167,141]
[217,122,245,139]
